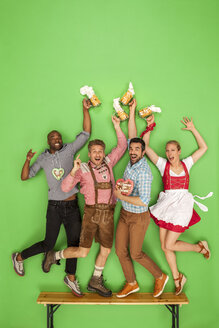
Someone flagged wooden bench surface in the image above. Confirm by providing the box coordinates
[37,292,189,305]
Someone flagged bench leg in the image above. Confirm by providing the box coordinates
[165,305,179,328]
[46,305,61,328]
[172,305,175,328]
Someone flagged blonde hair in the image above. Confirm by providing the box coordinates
[88,139,105,152]
[166,140,181,151]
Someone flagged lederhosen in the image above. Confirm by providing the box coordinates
[79,161,115,249]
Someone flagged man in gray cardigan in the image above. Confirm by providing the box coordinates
[12,99,91,297]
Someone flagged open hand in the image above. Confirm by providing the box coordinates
[181,117,195,131]
[26,149,36,161]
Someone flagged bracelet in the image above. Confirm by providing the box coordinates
[140,123,156,138]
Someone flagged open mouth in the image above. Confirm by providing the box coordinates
[93,158,102,164]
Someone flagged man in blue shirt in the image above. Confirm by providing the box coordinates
[114,100,168,298]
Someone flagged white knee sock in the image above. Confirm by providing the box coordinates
[93,265,104,277]
[55,250,65,260]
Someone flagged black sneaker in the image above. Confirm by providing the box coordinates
[42,251,56,273]
[87,275,112,297]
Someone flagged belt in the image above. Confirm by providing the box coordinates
[48,198,78,207]
[85,203,115,210]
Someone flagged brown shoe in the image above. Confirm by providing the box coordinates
[198,241,211,259]
[153,273,169,298]
[87,275,112,297]
[42,251,56,273]
[174,273,187,296]
[116,282,140,298]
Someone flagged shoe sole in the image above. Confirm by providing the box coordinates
[11,253,24,277]
[175,275,187,296]
[153,275,169,298]
[87,285,112,297]
[64,279,83,298]
[116,287,140,298]
[42,255,50,273]
[201,240,211,259]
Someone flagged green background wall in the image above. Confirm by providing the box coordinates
[1,0,218,327]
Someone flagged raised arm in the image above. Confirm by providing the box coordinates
[82,98,92,133]
[142,115,159,165]
[106,116,127,167]
[21,149,37,180]
[128,98,137,139]
[181,117,208,163]
[112,115,123,134]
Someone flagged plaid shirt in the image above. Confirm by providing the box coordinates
[121,157,153,213]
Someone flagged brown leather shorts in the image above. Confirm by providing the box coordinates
[79,204,115,249]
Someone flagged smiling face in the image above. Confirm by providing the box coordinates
[47,131,63,153]
[165,142,181,165]
[88,145,105,167]
[129,142,145,165]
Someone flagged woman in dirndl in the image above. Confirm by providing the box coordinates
[142,115,212,295]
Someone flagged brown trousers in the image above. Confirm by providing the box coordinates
[115,208,162,283]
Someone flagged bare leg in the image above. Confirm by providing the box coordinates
[63,246,90,259]
[67,274,75,282]
[17,253,23,261]
[165,231,202,253]
[95,245,111,267]
[160,228,180,286]
[87,245,112,297]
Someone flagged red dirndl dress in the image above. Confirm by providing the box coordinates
[150,161,201,233]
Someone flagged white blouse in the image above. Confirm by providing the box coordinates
[156,156,194,177]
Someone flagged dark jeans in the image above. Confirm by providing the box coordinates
[21,199,81,275]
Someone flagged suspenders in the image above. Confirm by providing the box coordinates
[88,161,113,205]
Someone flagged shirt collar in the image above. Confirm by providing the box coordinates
[44,143,67,155]
[128,157,145,169]
[88,158,106,169]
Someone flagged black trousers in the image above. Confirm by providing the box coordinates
[21,199,81,275]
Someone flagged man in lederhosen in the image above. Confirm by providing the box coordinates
[43,116,127,296]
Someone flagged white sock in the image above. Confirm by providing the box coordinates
[93,265,104,277]
[55,250,65,260]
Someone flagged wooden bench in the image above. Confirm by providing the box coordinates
[37,292,189,328]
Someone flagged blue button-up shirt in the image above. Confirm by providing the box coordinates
[121,157,153,213]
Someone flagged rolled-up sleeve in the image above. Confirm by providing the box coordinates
[138,170,153,205]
